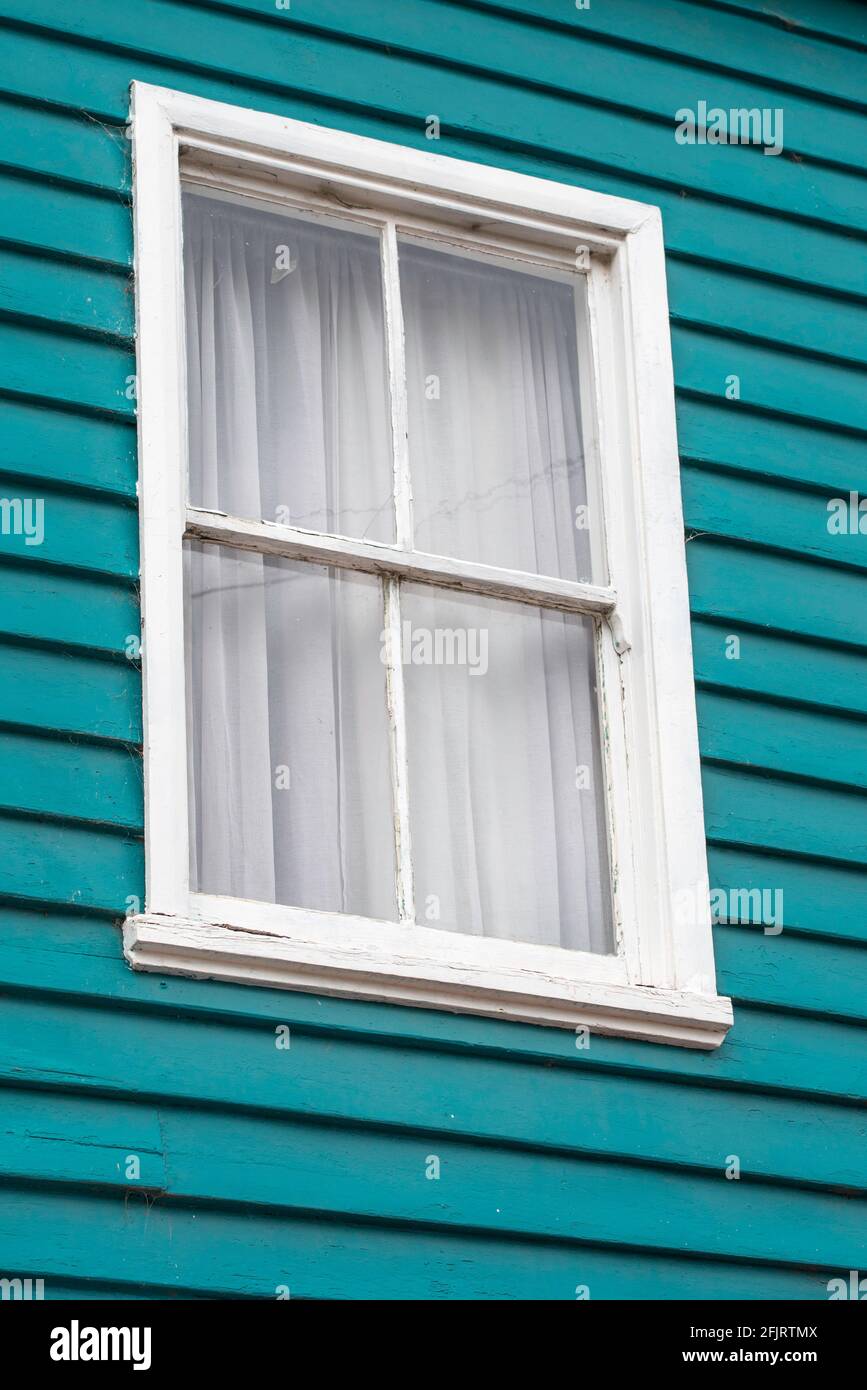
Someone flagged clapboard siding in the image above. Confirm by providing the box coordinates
[0,0,864,1299]
[0,1182,848,1301]
[0,249,133,346]
[0,19,866,296]
[0,642,141,743]
[0,399,136,497]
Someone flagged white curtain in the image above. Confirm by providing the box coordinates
[400,240,592,582]
[183,195,395,918]
[400,243,609,951]
[183,193,611,951]
[184,547,397,920]
[183,191,393,538]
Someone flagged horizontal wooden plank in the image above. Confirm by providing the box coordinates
[2,1089,858,1269]
[718,0,867,46]
[183,0,867,174]
[683,465,867,571]
[0,23,864,298]
[715,924,867,1021]
[0,0,855,184]
[669,259,867,371]
[710,845,867,946]
[678,397,867,496]
[0,397,136,498]
[693,619,867,720]
[687,539,867,648]
[157,1107,867,1267]
[0,91,128,195]
[0,245,133,343]
[0,320,134,418]
[0,168,130,270]
[0,1086,165,1189]
[0,474,137,577]
[0,922,864,1190]
[704,763,867,866]
[0,641,141,743]
[0,561,138,654]
[11,0,867,233]
[466,0,867,108]
[0,907,864,1106]
[698,689,867,791]
[0,1181,839,1299]
[0,813,143,911]
[0,730,142,830]
[674,326,867,435]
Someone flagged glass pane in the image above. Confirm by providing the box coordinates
[400,239,593,580]
[183,192,395,542]
[185,541,396,919]
[402,584,611,952]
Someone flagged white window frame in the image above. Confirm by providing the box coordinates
[125,81,732,1049]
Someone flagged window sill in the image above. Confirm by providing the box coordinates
[123,911,733,1049]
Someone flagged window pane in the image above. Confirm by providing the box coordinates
[402,584,611,952]
[400,240,593,580]
[185,541,396,919]
[183,192,395,542]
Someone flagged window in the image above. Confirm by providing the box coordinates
[127,82,732,1048]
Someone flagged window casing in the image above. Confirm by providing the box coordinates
[127,82,733,1048]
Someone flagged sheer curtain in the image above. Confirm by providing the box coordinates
[183,193,395,918]
[182,193,611,951]
[183,191,394,537]
[399,240,593,582]
[400,243,611,951]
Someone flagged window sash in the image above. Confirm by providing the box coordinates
[179,182,622,939]
[180,182,610,591]
[183,509,619,933]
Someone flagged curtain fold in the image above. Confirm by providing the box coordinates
[183,192,394,539]
[399,243,610,951]
[183,195,395,918]
[399,240,593,582]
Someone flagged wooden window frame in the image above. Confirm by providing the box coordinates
[125,81,732,1049]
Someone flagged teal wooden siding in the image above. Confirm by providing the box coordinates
[0,0,865,1299]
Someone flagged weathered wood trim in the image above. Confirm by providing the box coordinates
[131,81,191,921]
[124,911,733,1049]
[184,507,619,616]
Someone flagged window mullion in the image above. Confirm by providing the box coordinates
[381,218,414,550]
[383,575,415,924]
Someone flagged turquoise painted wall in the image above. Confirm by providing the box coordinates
[0,0,865,1299]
